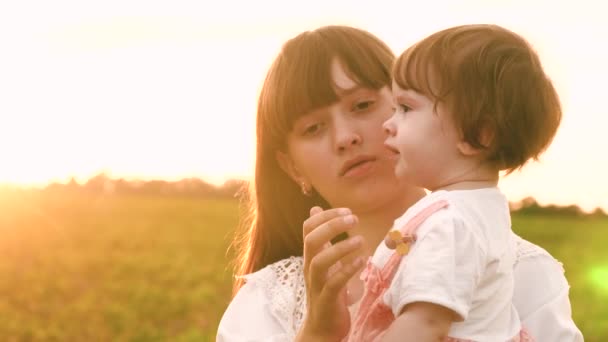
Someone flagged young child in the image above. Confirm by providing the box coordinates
[347,24,561,341]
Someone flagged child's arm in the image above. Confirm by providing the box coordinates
[381,302,457,342]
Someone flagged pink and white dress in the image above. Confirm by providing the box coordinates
[346,189,535,341]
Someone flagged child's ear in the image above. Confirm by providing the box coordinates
[478,125,494,148]
[457,141,481,156]
[458,125,494,156]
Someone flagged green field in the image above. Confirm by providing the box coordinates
[0,191,606,341]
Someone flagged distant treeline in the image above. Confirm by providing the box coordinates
[43,174,248,199]
[28,174,608,218]
[509,196,606,217]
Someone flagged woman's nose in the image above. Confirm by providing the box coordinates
[335,130,362,151]
[333,116,362,151]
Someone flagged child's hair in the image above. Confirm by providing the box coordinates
[393,24,562,172]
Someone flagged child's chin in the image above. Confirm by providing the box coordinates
[394,165,409,179]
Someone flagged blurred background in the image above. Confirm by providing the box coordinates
[0,0,606,340]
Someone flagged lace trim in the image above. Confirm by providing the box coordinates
[244,256,306,339]
[270,256,306,338]
[513,234,563,271]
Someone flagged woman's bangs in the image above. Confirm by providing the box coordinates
[266,40,340,143]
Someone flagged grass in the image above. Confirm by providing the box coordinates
[512,214,608,340]
[0,190,605,341]
[0,191,237,341]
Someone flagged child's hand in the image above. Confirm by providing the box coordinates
[296,206,365,342]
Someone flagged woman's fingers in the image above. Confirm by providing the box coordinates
[303,207,352,237]
[308,236,363,291]
[303,207,364,302]
[303,214,358,272]
[309,206,323,217]
[320,255,366,299]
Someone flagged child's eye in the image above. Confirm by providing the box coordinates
[397,104,411,113]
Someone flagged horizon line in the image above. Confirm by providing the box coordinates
[1,174,606,214]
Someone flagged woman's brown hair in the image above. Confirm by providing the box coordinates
[231,25,395,294]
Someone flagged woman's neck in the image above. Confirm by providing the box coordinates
[348,185,426,260]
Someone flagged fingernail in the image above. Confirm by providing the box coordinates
[353,256,364,267]
[344,215,355,224]
[339,208,351,215]
[350,236,362,246]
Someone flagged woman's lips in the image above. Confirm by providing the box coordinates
[342,159,375,178]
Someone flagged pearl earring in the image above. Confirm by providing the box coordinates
[300,181,312,196]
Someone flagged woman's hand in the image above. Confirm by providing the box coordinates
[296,206,366,342]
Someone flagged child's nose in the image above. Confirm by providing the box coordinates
[383,119,395,136]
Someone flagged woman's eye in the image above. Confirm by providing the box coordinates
[303,123,323,136]
[353,100,375,112]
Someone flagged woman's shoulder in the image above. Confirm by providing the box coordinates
[217,256,306,341]
[512,233,560,266]
[242,256,304,289]
[510,234,583,340]
[512,233,567,296]
[244,256,306,332]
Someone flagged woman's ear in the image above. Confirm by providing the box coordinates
[277,151,314,196]
[276,150,304,184]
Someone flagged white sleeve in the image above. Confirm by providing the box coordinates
[216,277,291,342]
[386,211,484,320]
[513,252,583,342]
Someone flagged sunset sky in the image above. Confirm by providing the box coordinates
[0,0,606,211]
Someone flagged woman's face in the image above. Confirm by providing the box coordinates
[280,59,411,213]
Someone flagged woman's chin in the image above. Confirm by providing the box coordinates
[351,180,407,210]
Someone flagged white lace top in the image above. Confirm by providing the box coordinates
[216,234,583,342]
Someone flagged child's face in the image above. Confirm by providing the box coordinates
[383,81,463,190]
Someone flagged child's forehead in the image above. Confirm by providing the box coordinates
[392,86,429,105]
[391,80,421,96]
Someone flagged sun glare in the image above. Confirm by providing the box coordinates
[588,265,608,296]
[0,0,606,210]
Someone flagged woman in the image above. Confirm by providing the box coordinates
[217,25,582,341]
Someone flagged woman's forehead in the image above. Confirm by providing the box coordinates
[330,59,358,94]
